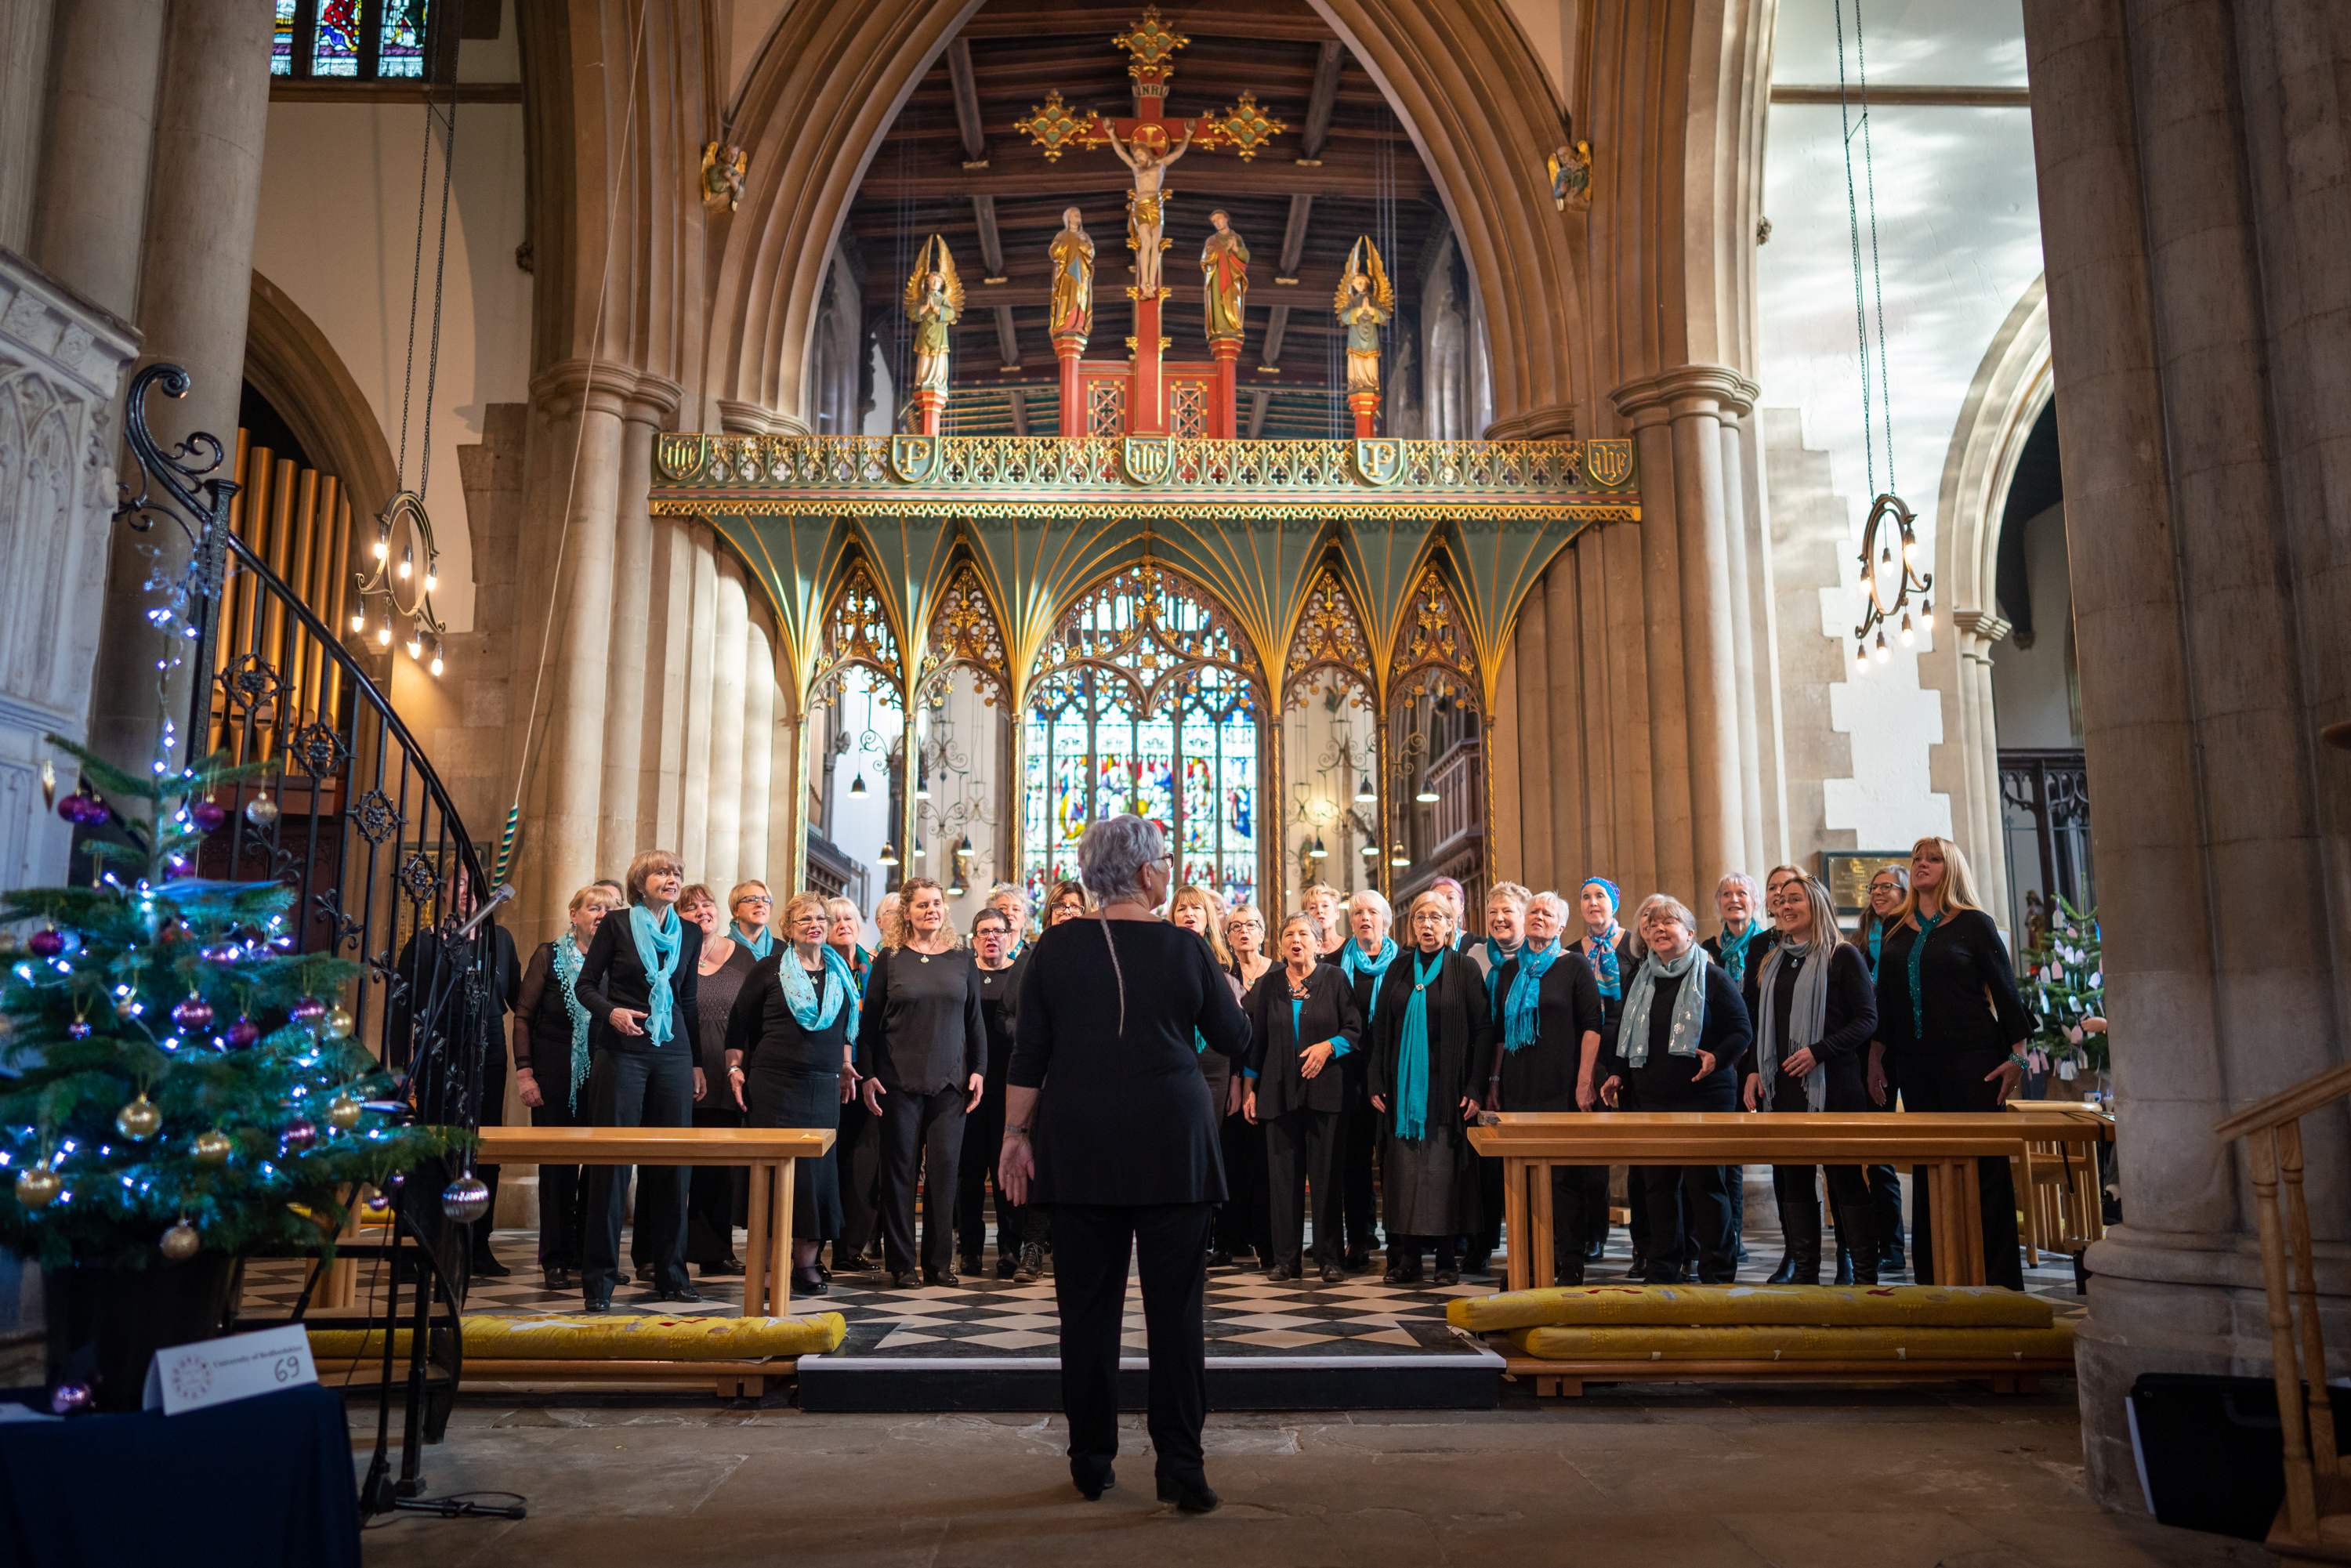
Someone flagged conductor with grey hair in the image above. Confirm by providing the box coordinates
[1001,815,1250,1513]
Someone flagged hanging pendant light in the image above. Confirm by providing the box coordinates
[915,773,931,801]
[876,841,899,866]
[1389,843,1410,867]
[1359,842,1378,859]
[1310,835,1328,860]
[1415,777,1439,804]
[913,837,927,860]
[848,773,868,798]
[1354,770,1375,803]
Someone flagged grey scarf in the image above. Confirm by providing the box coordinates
[1618,943,1708,1068]
[1753,940,1834,1112]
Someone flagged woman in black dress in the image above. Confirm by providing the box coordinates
[957,905,1036,1280]
[1854,861,1911,1276]
[1741,873,1880,1284]
[998,814,1249,1513]
[1368,892,1489,1285]
[1597,893,1752,1285]
[1241,911,1364,1284]
[856,876,986,1287]
[1214,902,1274,1269]
[725,892,857,1296]
[512,883,622,1290]
[1875,835,2032,1289]
[574,849,704,1311]
[682,883,753,1278]
[1486,889,1606,1282]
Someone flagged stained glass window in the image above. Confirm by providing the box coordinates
[272,0,298,74]
[313,0,363,75]
[379,0,429,78]
[1022,570,1260,911]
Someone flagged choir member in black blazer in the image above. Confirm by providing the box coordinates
[1853,862,1911,1276]
[1214,903,1276,1269]
[1368,892,1491,1285]
[1873,836,2034,1289]
[574,849,705,1310]
[725,892,858,1297]
[1570,877,1636,1268]
[1242,912,1364,1284]
[1598,893,1752,1285]
[956,905,1034,1279]
[856,876,987,1287]
[1486,890,1606,1282]
[1333,889,1400,1271]
[1000,815,1249,1513]
[513,884,624,1290]
[1741,873,1881,1284]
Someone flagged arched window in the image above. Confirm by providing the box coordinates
[274,0,434,79]
[1022,567,1261,909]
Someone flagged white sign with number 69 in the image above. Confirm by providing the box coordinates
[143,1324,317,1416]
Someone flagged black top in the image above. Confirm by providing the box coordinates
[1491,947,1605,1112]
[694,943,759,1099]
[1568,930,1638,1052]
[855,945,986,1094]
[1241,962,1364,1118]
[1740,942,1878,1066]
[725,951,855,1078]
[1366,944,1491,1132]
[1010,918,1251,1206]
[1873,907,2034,1059]
[512,940,574,1075]
[975,949,1029,1085]
[1600,961,1752,1104]
[1701,924,1777,994]
[388,922,521,1125]
[576,907,704,1059]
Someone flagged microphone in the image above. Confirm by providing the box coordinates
[451,882,516,939]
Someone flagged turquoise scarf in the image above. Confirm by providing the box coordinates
[1341,935,1399,986]
[1482,935,1523,1005]
[552,932,591,1111]
[1905,911,1943,1043]
[1394,949,1444,1142]
[1867,925,1883,976]
[734,921,776,961]
[780,943,857,1037]
[629,903,683,1045]
[1718,921,1759,989]
[1502,939,1562,1052]
[1617,943,1708,1068]
[1586,927,1625,999]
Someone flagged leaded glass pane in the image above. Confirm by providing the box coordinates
[313,0,361,74]
[379,0,429,78]
[272,0,298,74]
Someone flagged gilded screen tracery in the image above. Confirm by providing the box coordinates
[809,560,904,711]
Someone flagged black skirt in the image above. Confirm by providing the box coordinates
[746,1066,844,1241]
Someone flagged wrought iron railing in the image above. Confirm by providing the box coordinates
[1999,747,2092,937]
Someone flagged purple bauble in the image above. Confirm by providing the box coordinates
[226,1015,260,1048]
[171,994,214,1032]
[49,1382,92,1416]
[279,1118,317,1154]
[66,1019,91,1040]
[190,798,227,832]
[28,928,63,959]
[290,996,327,1025]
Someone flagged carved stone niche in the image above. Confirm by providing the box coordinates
[0,248,139,894]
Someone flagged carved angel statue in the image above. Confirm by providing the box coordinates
[904,235,965,393]
[1549,132,1592,213]
[700,141,748,212]
[1105,119,1194,297]
[1200,209,1249,342]
[1049,208,1096,338]
[1333,237,1394,395]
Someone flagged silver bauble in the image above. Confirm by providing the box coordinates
[441,1173,491,1222]
[160,1221,200,1260]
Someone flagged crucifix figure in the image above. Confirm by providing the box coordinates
[1106,120,1194,297]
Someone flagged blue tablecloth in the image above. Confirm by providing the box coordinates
[0,1383,360,1566]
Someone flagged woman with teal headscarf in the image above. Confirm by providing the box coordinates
[1367,890,1491,1285]
[1487,889,1607,1283]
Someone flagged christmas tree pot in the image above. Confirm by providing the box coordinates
[42,1253,241,1412]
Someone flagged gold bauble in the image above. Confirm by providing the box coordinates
[324,1006,354,1041]
[190,1129,233,1166]
[13,1164,61,1209]
[115,1094,161,1143]
[114,994,138,1019]
[324,1092,363,1131]
[159,1221,200,1260]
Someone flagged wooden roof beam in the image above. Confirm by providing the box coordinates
[1277,193,1313,282]
[972,193,1008,281]
[1008,388,1029,436]
[948,38,988,165]
[1246,388,1271,439]
[1299,42,1342,161]
[1260,302,1290,368]
[992,302,1021,370]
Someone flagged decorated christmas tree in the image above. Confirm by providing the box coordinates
[1,734,458,1272]
[2020,895,2107,1081]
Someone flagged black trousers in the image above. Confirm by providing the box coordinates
[686,1101,746,1265]
[530,1088,590,1269]
[833,1097,884,1260]
[1866,1164,1905,1253]
[1214,1111,1270,1261]
[1902,1048,2025,1288]
[956,1088,1036,1264]
[581,1045,693,1298]
[1337,1070,1381,1257]
[1552,1164,1610,1274]
[1052,1201,1214,1489]
[878,1084,967,1276]
[1264,1106,1342,1270]
[1633,1162,1737,1283]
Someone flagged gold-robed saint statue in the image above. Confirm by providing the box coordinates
[1200,209,1248,342]
[1333,236,1394,395]
[904,235,965,393]
[1049,208,1095,338]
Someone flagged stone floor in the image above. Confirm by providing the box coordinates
[353,1387,2273,1568]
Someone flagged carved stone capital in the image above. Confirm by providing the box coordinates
[530,359,639,420]
[1952,607,2012,655]
[1483,404,1576,441]
[625,371,686,426]
[1607,363,1761,423]
[715,398,811,437]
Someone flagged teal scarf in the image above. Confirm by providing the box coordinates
[780,943,857,1036]
[1618,943,1708,1068]
[1905,911,1943,1042]
[1341,935,1399,986]
[1586,927,1625,1000]
[1718,921,1759,989]
[1482,935,1523,1005]
[734,921,776,961]
[1502,939,1562,1052]
[1867,925,1883,976]
[1394,949,1444,1142]
[552,932,591,1111]
[629,903,683,1045]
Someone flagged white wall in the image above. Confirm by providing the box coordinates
[249,99,534,636]
[1989,502,2078,748]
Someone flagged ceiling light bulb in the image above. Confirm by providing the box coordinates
[1900,613,1914,646]
[429,654,444,677]
[1855,643,1869,672]
[1921,600,1935,632]
[350,612,366,633]
[373,539,388,561]
[425,573,437,592]
[377,624,393,647]
[1875,633,1890,664]
[397,559,411,580]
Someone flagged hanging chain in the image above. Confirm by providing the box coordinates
[1834,0,1895,498]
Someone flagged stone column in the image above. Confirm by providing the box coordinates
[598,374,680,876]
[1512,575,1552,888]
[679,528,719,875]
[705,555,749,893]
[1953,610,2012,925]
[641,516,694,852]
[27,0,165,315]
[2023,0,2351,1508]
[1716,407,1766,874]
[0,0,54,252]
[1598,519,1657,899]
[741,614,776,885]
[516,360,627,943]
[1621,409,1693,908]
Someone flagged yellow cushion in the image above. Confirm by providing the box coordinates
[1448,1284,2052,1334]
[309,1312,846,1363]
[1507,1321,2077,1362]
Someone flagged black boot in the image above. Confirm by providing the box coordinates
[1766,1248,1799,1285]
[1835,1195,1879,1286]
[1780,1197,1823,1286]
[1833,1241,1856,1285]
